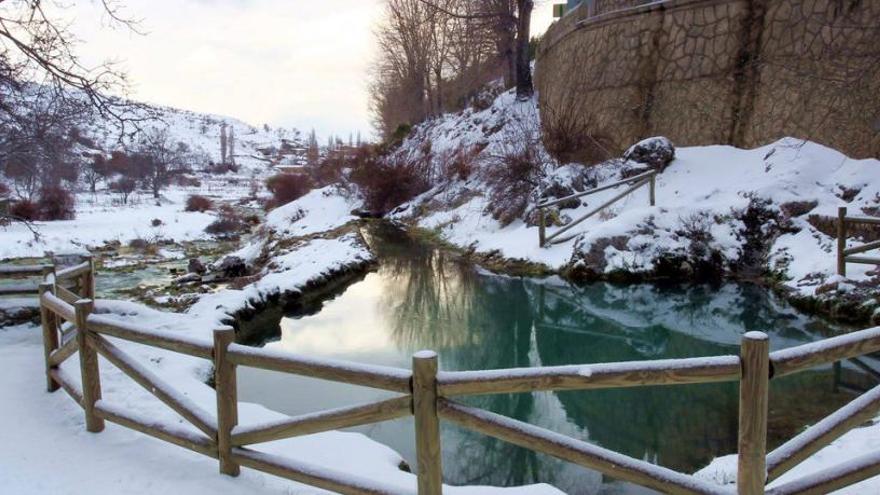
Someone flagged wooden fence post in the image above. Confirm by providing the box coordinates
[837,207,847,277]
[413,351,442,495]
[75,299,104,433]
[39,283,60,392]
[83,255,97,299]
[649,174,656,207]
[738,332,770,495]
[214,327,240,476]
[538,209,546,247]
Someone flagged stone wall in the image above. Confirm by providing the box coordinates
[536,0,880,160]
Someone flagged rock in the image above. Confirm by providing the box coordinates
[623,136,676,172]
[188,258,207,275]
[173,273,201,285]
[216,256,247,278]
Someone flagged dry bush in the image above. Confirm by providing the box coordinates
[185,195,213,212]
[174,175,201,187]
[483,117,547,226]
[439,145,482,182]
[350,154,429,214]
[205,205,249,237]
[36,185,75,220]
[206,162,239,175]
[541,99,615,165]
[8,199,39,221]
[265,174,313,210]
[109,177,137,204]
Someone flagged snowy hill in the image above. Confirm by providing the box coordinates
[80,99,306,176]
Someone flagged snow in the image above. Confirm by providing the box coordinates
[696,418,880,493]
[389,88,880,297]
[0,187,226,260]
[0,256,563,495]
[265,186,359,237]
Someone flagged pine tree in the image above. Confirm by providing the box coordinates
[306,129,320,166]
[220,123,228,164]
[228,125,236,165]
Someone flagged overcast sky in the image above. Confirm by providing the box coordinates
[66,0,554,140]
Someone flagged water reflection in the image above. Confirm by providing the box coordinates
[236,224,871,494]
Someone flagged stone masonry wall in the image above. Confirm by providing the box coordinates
[536,0,880,159]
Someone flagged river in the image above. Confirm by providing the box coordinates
[229,223,872,494]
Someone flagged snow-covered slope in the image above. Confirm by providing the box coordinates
[82,99,306,176]
[386,88,880,317]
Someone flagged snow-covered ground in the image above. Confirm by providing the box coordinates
[0,180,260,259]
[695,411,880,493]
[0,203,562,494]
[388,89,879,313]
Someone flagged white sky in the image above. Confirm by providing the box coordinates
[65,0,554,139]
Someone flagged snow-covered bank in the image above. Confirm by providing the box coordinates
[0,319,562,494]
[0,183,256,260]
[385,89,880,323]
[0,196,563,494]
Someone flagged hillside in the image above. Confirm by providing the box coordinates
[80,98,307,175]
[383,88,880,324]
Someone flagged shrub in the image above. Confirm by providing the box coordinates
[109,177,137,204]
[265,174,312,210]
[174,175,202,187]
[0,182,9,198]
[151,218,164,227]
[205,205,249,237]
[541,100,615,165]
[185,195,214,212]
[206,162,239,175]
[9,199,39,221]
[350,154,429,214]
[483,127,546,226]
[36,185,76,221]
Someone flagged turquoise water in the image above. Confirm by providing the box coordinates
[236,225,873,494]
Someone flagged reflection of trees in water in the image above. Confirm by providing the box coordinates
[371,226,597,489]
[363,225,856,489]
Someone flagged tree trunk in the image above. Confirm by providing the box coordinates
[515,0,534,100]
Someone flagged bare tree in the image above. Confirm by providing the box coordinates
[137,127,190,198]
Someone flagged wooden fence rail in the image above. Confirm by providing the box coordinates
[35,260,880,494]
[837,207,880,276]
[537,170,657,247]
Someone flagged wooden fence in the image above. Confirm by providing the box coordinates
[837,207,880,277]
[36,261,880,494]
[537,170,657,247]
[0,263,53,297]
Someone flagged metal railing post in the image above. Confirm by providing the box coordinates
[837,207,847,277]
[649,173,656,206]
[214,327,240,476]
[738,332,770,495]
[413,351,442,495]
[75,299,104,432]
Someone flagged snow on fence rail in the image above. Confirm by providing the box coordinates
[0,263,53,296]
[536,170,657,247]
[837,207,880,276]
[34,261,880,494]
